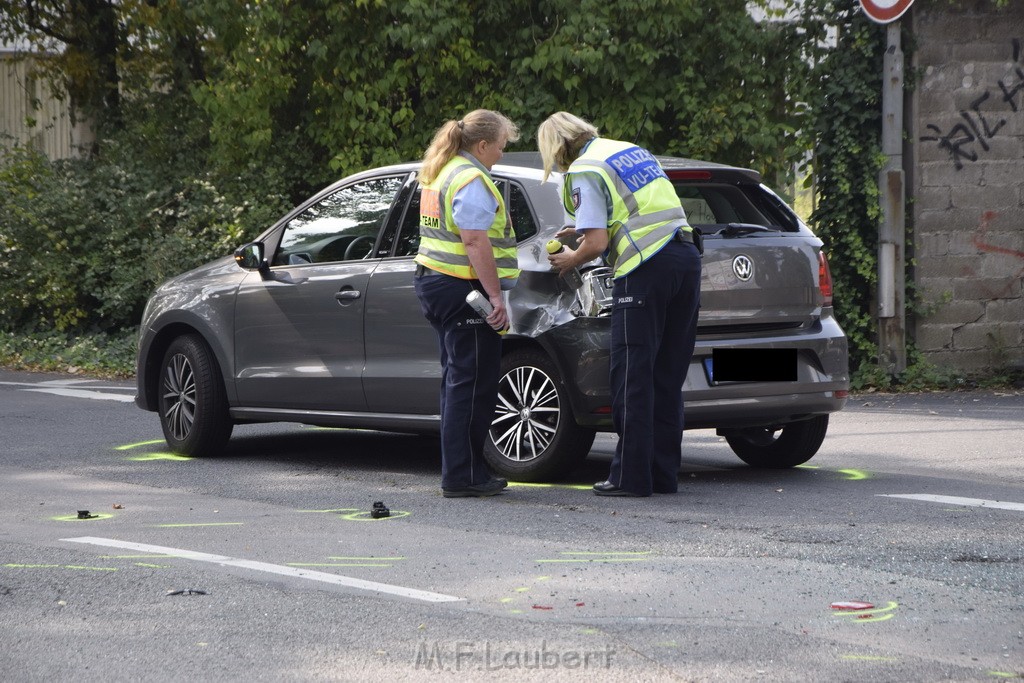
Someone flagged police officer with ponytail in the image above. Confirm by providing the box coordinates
[538,112,701,497]
[414,109,521,498]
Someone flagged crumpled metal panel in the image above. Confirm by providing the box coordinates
[505,234,612,337]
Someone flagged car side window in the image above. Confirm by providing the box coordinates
[506,181,539,241]
[394,184,422,258]
[273,176,404,266]
[392,177,538,259]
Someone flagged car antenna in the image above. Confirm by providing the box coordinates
[633,108,649,144]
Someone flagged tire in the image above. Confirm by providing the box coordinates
[158,334,233,456]
[484,348,596,482]
[724,414,829,468]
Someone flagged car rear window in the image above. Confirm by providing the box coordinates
[673,182,799,232]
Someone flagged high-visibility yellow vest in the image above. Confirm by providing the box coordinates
[415,156,520,282]
[564,138,691,278]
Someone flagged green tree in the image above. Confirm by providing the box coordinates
[798,0,885,377]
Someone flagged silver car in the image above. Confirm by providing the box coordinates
[135,152,848,481]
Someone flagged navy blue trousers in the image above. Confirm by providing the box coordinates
[607,238,702,495]
[414,272,502,488]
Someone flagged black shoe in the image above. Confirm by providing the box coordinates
[487,477,509,490]
[442,478,507,498]
[593,481,648,497]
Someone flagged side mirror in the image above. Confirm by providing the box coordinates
[234,242,268,274]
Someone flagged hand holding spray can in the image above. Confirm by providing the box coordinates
[465,291,507,335]
[545,240,585,290]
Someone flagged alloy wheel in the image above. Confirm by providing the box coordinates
[491,365,560,462]
[162,352,196,442]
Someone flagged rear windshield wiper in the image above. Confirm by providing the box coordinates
[714,223,781,237]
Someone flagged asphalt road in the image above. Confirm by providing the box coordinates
[1,369,1022,682]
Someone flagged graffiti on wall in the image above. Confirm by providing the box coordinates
[920,39,1024,170]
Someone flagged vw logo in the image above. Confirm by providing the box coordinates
[732,255,753,281]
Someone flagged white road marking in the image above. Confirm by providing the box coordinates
[878,494,1024,512]
[1,380,135,402]
[25,388,136,402]
[61,537,462,603]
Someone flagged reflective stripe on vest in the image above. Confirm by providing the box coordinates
[415,157,520,280]
[564,138,690,278]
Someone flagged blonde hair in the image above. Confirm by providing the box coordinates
[537,111,600,181]
[419,109,520,185]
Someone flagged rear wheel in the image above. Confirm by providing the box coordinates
[484,348,595,482]
[158,334,232,456]
[724,415,829,468]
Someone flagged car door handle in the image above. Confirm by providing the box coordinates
[335,290,361,301]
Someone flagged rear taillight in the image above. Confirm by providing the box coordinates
[818,251,833,306]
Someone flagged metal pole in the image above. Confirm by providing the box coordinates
[878,21,907,374]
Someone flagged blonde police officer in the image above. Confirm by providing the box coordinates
[414,109,520,498]
[538,111,701,497]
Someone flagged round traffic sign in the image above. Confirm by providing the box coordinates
[859,0,914,23]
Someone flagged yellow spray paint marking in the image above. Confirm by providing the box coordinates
[499,597,514,604]
[149,528,245,532]
[134,563,170,568]
[297,508,409,520]
[988,671,1022,678]
[841,655,899,662]
[51,513,115,522]
[536,551,652,564]
[102,554,180,559]
[114,439,167,451]
[833,601,899,624]
[797,464,871,481]
[4,564,116,572]
[579,628,602,635]
[507,482,593,491]
[127,452,192,462]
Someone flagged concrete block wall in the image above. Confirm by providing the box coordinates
[911,2,1024,372]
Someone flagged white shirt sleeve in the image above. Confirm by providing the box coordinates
[567,172,612,231]
[452,177,498,230]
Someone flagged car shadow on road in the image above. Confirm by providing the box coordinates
[216,426,816,488]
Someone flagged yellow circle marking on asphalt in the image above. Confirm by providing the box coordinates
[338,510,411,521]
[51,513,115,522]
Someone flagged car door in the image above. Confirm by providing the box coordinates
[361,176,540,415]
[233,174,408,411]
[360,175,441,414]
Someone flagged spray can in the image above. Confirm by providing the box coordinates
[545,240,585,290]
[465,291,507,334]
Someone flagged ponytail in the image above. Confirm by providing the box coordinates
[419,109,520,185]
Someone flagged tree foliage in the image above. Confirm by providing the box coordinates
[0,0,826,339]
[798,0,886,377]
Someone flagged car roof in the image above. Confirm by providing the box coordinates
[342,150,761,185]
[499,151,761,183]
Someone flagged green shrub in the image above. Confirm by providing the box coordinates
[0,134,290,336]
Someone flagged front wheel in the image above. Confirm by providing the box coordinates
[724,415,829,468]
[484,348,595,482]
[158,334,232,456]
